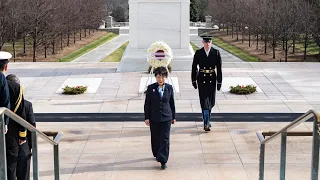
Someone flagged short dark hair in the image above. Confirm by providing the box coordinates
[6,74,20,84]
[154,66,168,77]
[0,59,9,71]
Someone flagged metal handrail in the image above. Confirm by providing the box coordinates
[0,107,63,180]
[256,110,320,180]
[258,110,320,144]
[0,108,63,145]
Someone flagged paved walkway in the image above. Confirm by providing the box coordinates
[72,35,129,62]
[6,62,320,113]
[190,35,243,62]
[34,121,314,180]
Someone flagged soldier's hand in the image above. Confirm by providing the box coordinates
[192,82,197,89]
[1,125,8,134]
[145,119,150,126]
[217,83,222,91]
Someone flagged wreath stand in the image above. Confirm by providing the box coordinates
[141,65,179,99]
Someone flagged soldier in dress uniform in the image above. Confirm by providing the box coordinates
[144,67,176,170]
[0,51,11,134]
[7,74,36,180]
[191,34,222,131]
[5,74,27,180]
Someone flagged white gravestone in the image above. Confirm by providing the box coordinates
[117,0,194,72]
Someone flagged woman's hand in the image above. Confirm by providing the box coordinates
[145,119,150,126]
[172,119,176,124]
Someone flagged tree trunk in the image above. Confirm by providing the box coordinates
[232,23,234,38]
[227,23,229,35]
[44,36,47,58]
[241,26,244,43]
[74,32,76,43]
[80,29,82,40]
[264,36,267,54]
[249,29,251,47]
[23,35,26,54]
[283,40,285,50]
[32,28,37,62]
[236,23,239,41]
[67,33,70,46]
[12,42,16,62]
[303,35,307,61]
[292,39,295,54]
[89,29,91,35]
[52,35,55,54]
[85,29,87,37]
[273,34,276,59]
[60,33,63,50]
[33,37,36,62]
[285,40,288,62]
[256,33,259,50]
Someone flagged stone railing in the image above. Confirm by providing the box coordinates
[112,22,129,27]
[190,22,206,27]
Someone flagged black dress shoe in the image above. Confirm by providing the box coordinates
[204,125,210,131]
[161,163,167,169]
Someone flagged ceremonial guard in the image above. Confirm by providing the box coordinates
[6,74,27,180]
[144,67,176,170]
[7,74,36,180]
[191,34,222,131]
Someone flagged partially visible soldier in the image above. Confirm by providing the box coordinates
[5,73,27,180]
[0,51,11,134]
[191,34,223,132]
[7,74,36,180]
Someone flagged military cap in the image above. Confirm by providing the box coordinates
[0,51,12,60]
[200,34,213,43]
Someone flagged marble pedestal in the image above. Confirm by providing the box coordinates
[117,0,193,72]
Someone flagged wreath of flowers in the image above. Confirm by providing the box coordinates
[147,41,173,68]
[229,85,257,95]
[62,85,88,95]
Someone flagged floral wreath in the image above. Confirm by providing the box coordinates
[147,41,173,68]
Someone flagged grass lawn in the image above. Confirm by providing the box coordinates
[296,42,319,55]
[212,37,260,62]
[101,41,129,62]
[190,42,199,51]
[59,32,118,62]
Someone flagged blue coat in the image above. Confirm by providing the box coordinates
[144,83,176,122]
[0,72,10,125]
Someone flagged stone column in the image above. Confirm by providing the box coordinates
[180,0,190,49]
[106,16,113,28]
[128,1,138,48]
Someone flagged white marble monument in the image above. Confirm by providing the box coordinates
[117,0,194,72]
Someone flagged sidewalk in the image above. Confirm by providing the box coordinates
[72,35,129,62]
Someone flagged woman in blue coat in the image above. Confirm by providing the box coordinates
[144,66,176,170]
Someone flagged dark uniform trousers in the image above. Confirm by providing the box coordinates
[144,83,176,164]
[150,120,171,163]
[6,138,31,180]
[17,142,31,180]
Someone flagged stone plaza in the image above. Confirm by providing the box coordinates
[2,0,320,179]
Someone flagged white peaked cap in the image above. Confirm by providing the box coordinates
[0,51,12,60]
